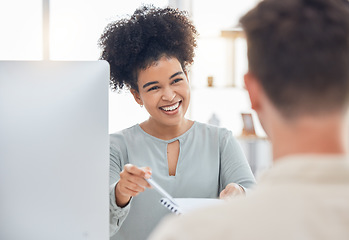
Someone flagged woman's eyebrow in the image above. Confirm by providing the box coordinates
[170,71,183,79]
[143,81,159,89]
[142,72,183,88]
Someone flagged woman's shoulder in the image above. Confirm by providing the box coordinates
[194,121,232,135]
[190,122,234,144]
[110,124,140,135]
[109,124,141,143]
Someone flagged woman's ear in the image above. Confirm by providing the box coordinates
[130,89,143,106]
[184,70,189,82]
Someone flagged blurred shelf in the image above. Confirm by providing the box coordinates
[219,27,246,87]
[221,27,245,39]
[191,85,247,91]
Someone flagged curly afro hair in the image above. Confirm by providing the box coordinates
[98,5,198,92]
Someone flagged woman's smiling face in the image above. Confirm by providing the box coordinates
[131,56,191,127]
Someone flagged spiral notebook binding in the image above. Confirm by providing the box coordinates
[160,198,182,215]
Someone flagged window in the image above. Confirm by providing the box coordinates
[0,0,43,60]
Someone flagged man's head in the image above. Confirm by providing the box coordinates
[240,0,349,120]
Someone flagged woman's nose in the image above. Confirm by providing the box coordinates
[161,87,176,101]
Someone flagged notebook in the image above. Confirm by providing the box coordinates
[146,177,222,215]
[160,197,222,215]
[0,61,110,240]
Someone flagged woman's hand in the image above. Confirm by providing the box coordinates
[115,164,152,207]
[219,183,245,199]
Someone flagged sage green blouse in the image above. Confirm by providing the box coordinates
[109,121,255,240]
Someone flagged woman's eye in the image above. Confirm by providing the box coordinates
[147,86,159,92]
[172,78,182,84]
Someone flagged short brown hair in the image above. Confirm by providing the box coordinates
[240,0,349,117]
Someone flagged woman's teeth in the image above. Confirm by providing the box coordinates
[161,102,180,111]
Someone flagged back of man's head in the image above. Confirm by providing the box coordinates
[240,0,349,118]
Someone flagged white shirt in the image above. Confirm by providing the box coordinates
[149,154,349,240]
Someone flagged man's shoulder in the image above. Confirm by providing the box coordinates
[149,197,263,240]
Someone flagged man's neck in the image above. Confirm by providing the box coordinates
[271,112,348,160]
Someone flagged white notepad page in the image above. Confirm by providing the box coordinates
[174,198,222,213]
[147,177,223,214]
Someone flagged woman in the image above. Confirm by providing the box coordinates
[98,5,255,240]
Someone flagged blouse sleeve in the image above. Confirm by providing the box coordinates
[219,130,256,192]
[109,135,131,236]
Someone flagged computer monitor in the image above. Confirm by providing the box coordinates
[0,61,110,240]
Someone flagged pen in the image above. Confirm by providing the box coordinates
[145,177,178,205]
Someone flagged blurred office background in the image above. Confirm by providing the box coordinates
[0,0,272,177]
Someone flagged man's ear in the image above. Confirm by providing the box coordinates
[244,71,262,112]
[130,88,143,106]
